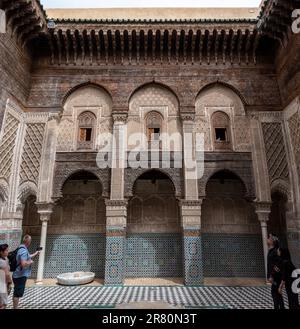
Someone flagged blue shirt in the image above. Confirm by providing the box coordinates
[12,244,32,279]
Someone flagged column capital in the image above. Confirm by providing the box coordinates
[254,201,271,213]
[105,199,128,228]
[179,199,203,208]
[179,199,202,228]
[112,112,128,124]
[36,202,54,221]
[254,201,271,222]
[48,112,61,123]
[105,199,128,208]
[180,112,195,122]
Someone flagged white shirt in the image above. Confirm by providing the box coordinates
[0,258,9,294]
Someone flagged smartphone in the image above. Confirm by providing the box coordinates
[36,247,43,251]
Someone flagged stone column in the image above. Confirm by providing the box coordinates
[180,200,204,285]
[110,112,127,200]
[181,111,199,201]
[37,113,60,203]
[104,199,127,285]
[35,202,53,284]
[180,111,204,285]
[104,111,128,285]
[255,202,271,280]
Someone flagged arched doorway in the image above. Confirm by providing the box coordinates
[269,191,288,247]
[23,171,106,279]
[202,170,264,277]
[126,170,183,278]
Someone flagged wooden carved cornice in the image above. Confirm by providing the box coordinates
[258,0,300,47]
[0,0,48,47]
[47,25,262,66]
[2,0,300,60]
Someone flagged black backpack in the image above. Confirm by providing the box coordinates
[8,246,25,272]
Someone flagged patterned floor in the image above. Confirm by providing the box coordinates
[6,285,298,309]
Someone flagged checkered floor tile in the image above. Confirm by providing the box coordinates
[6,285,299,309]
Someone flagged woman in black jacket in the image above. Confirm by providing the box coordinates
[278,248,300,310]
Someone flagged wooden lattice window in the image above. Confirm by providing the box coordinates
[146,111,163,149]
[145,111,163,150]
[77,111,96,150]
[211,111,232,150]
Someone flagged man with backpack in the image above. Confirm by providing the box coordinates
[11,235,40,309]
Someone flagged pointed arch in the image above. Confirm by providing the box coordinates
[128,82,180,106]
[196,81,247,106]
[62,82,112,107]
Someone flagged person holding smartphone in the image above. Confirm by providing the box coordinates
[12,235,41,309]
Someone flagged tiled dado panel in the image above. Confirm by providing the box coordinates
[105,235,126,285]
[125,233,183,278]
[183,235,204,285]
[29,234,106,278]
[0,230,22,250]
[202,234,265,277]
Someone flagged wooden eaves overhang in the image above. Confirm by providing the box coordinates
[258,0,300,47]
[46,19,261,66]
[0,0,48,47]
[1,0,300,65]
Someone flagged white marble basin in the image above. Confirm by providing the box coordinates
[57,271,95,285]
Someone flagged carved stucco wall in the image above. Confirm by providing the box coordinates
[0,112,20,187]
[261,121,289,187]
[288,110,300,182]
[52,153,111,199]
[19,123,46,187]
[195,85,251,152]
[125,167,183,198]
[0,100,25,215]
[57,85,113,152]
[198,153,255,199]
[128,84,181,149]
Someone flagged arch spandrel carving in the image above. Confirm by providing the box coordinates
[52,166,111,200]
[198,167,255,201]
[124,168,183,199]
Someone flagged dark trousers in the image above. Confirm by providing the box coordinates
[286,283,300,310]
[271,283,285,310]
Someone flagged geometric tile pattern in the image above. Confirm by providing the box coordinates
[6,285,298,309]
[262,122,289,183]
[202,234,265,277]
[125,234,183,278]
[26,233,265,280]
[0,113,19,179]
[20,123,45,185]
[29,234,106,278]
[0,230,22,251]
[105,234,126,285]
[183,235,203,285]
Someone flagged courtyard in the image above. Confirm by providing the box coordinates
[5,278,299,309]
